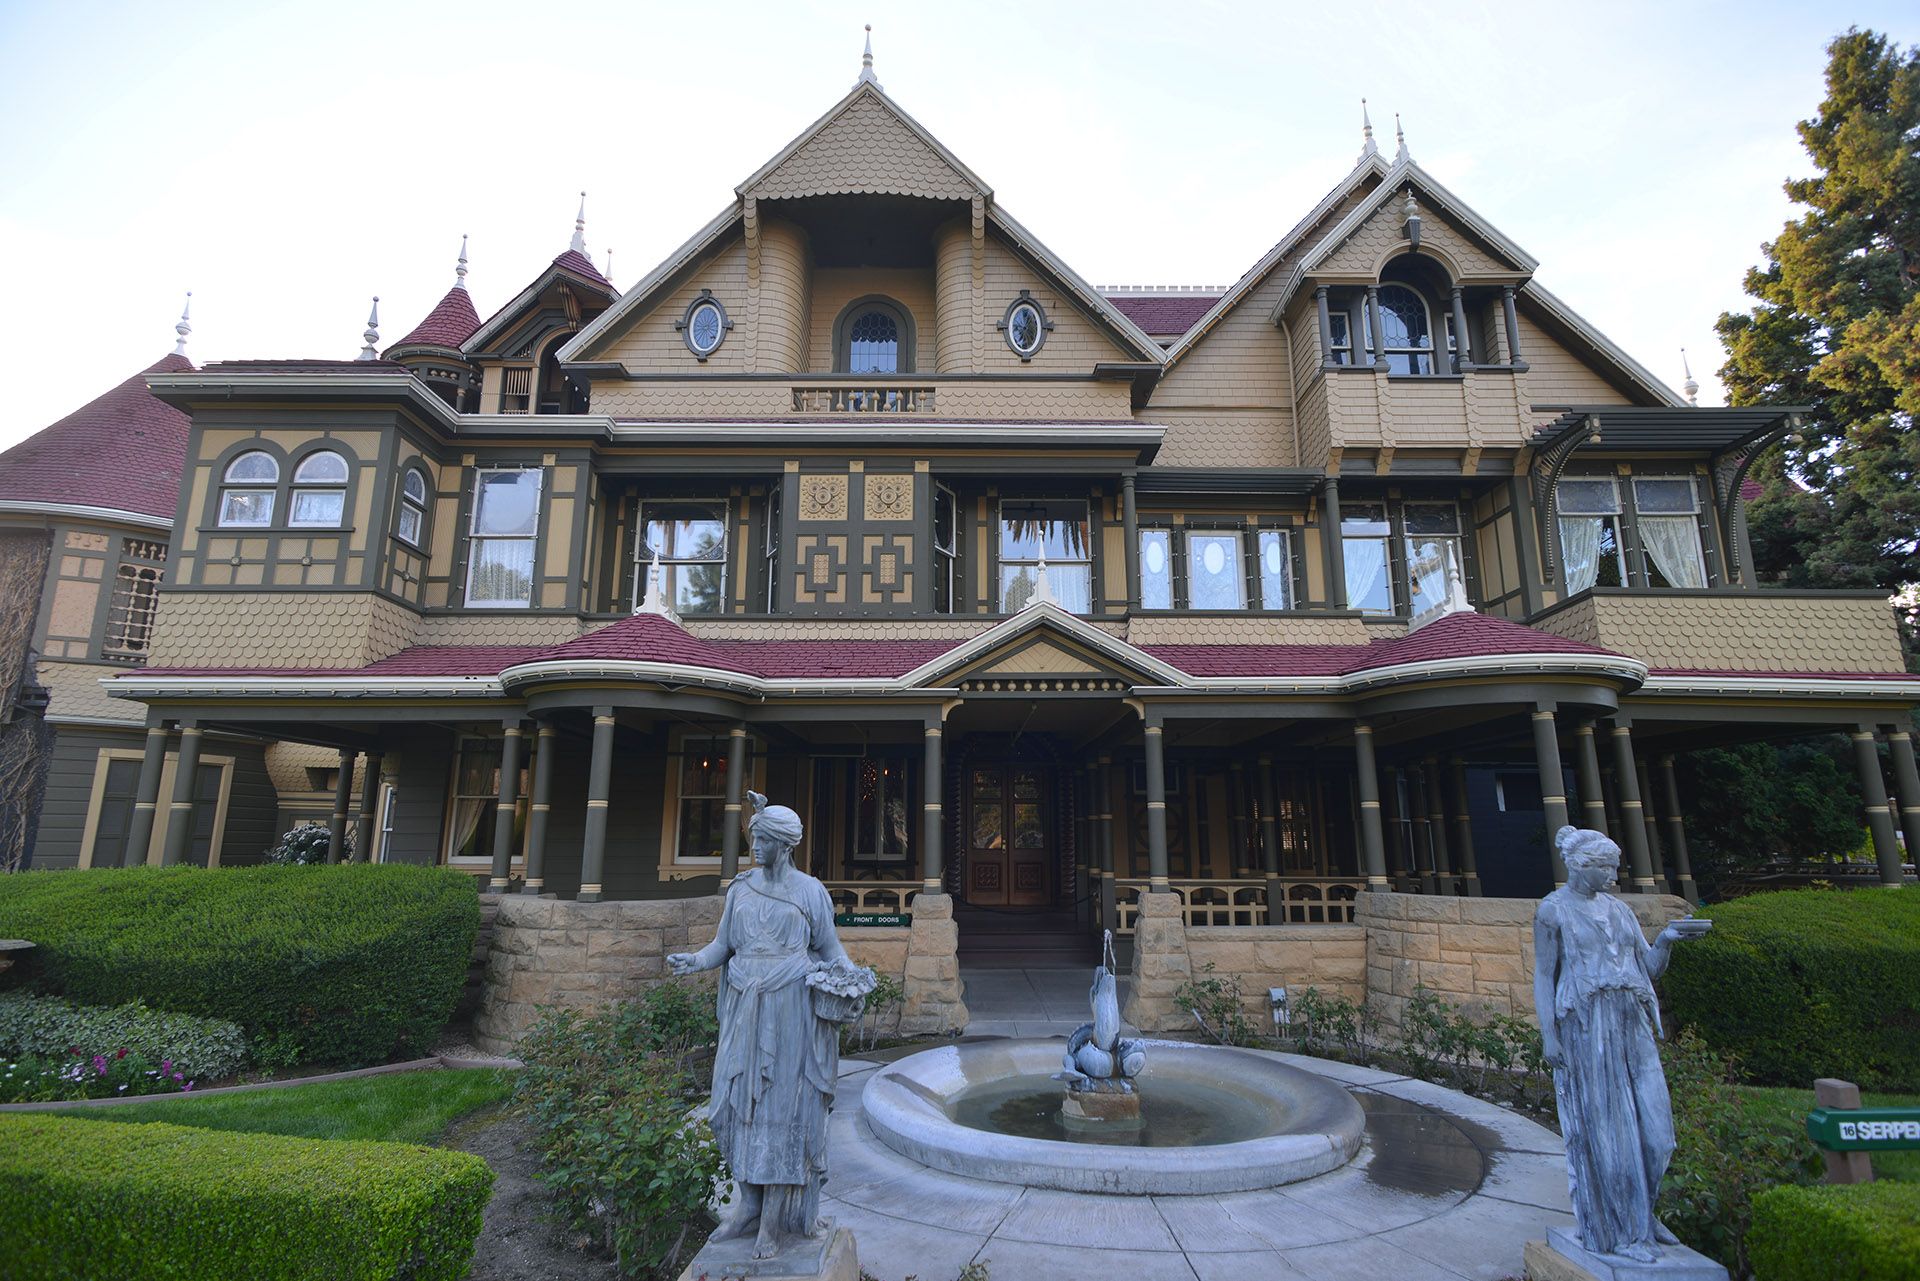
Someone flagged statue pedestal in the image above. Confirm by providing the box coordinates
[678,1225,857,1281]
[1525,1228,1727,1281]
[1060,1080,1142,1131]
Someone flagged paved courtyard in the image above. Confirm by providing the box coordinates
[828,1048,1573,1281]
[957,964,1115,1038]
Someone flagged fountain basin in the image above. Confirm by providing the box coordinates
[860,1039,1365,1194]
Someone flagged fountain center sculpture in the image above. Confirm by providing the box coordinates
[1532,825,1719,1280]
[667,791,875,1272]
[1055,930,1149,1127]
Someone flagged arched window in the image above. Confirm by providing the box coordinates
[396,467,429,547]
[217,451,279,527]
[1376,285,1433,375]
[289,450,349,527]
[834,298,913,374]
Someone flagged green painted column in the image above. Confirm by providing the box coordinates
[1573,723,1609,836]
[159,723,203,868]
[122,720,169,867]
[1637,760,1670,894]
[1885,729,1920,865]
[1423,758,1455,896]
[1353,723,1388,890]
[1608,723,1658,893]
[1258,754,1282,923]
[351,753,383,862]
[1852,727,1905,886]
[1531,707,1569,885]
[487,726,523,891]
[921,725,944,892]
[719,723,748,880]
[1448,757,1481,896]
[1096,755,1117,930]
[1658,754,1699,901]
[523,724,556,894]
[326,749,355,864]
[1144,723,1170,891]
[578,709,616,902]
[1229,762,1251,876]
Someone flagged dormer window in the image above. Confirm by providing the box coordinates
[289,451,349,527]
[1377,285,1434,375]
[217,451,279,527]
[834,298,914,375]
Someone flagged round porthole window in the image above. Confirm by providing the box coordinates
[1264,540,1285,575]
[1145,538,1168,574]
[678,292,731,360]
[1000,294,1051,359]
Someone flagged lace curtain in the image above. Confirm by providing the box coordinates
[1639,516,1706,588]
[1344,538,1390,611]
[1559,517,1603,594]
[448,798,486,859]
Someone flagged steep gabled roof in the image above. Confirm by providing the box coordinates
[0,353,193,526]
[463,249,618,356]
[387,284,482,354]
[1295,158,1537,279]
[1104,293,1223,341]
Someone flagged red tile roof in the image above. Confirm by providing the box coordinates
[1648,667,1917,682]
[1142,612,1618,677]
[529,612,962,677]
[1738,477,1763,503]
[552,249,612,289]
[199,359,413,372]
[1103,294,1220,337]
[0,353,193,521]
[389,286,482,352]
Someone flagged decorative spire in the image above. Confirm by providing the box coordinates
[358,296,380,361]
[1394,113,1410,164]
[1358,98,1378,161]
[455,234,469,290]
[172,292,192,356]
[1402,189,1423,252]
[604,247,614,283]
[1681,349,1699,406]
[635,555,681,623]
[1029,548,1057,609]
[569,192,587,256]
[856,23,881,89]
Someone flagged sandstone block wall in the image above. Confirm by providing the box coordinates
[1186,924,1367,1025]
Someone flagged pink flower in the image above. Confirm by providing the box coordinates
[181,1081,194,1093]
[172,1071,183,1082]
[160,1060,172,1074]
[115,1048,128,1060]
[93,1056,108,1076]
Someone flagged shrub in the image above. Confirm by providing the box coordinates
[264,823,338,865]
[1749,1181,1920,1281]
[0,991,248,1080]
[514,995,725,1280]
[1663,886,1920,1089]
[844,970,904,1054]
[0,1113,492,1281]
[1174,963,1258,1046]
[0,864,478,1068]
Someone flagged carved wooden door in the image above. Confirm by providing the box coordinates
[966,766,1051,907]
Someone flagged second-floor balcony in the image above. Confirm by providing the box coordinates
[791,381,938,414]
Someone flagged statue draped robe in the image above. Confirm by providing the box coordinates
[1536,889,1675,1258]
[695,866,843,1235]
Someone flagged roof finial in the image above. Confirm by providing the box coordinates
[1681,349,1699,406]
[569,192,588,255]
[1394,113,1409,164]
[604,247,614,283]
[172,292,192,356]
[856,23,882,89]
[358,296,380,361]
[455,234,469,290]
[1358,98,1379,161]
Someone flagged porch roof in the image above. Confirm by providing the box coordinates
[1528,405,1808,455]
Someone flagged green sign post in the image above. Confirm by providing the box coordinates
[1807,1107,1920,1152]
[834,912,910,928]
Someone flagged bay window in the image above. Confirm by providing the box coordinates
[999,501,1091,612]
[465,468,543,607]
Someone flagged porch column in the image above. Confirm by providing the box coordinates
[1074,765,1092,925]
[1382,765,1408,884]
[1314,287,1334,364]
[1353,723,1389,889]
[159,722,203,867]
[1658,754,1700,901]
[326,749,355,864]
[578,709,615,902]
[1851,726,1905,886]
[1448,757,1481,895]
[1096,755,1117,930]
[1321,477,1347,609]
[1409,763,1437,893]
[487,727,523,890]
[1423,757,1455,896]
[1143,722,1171,891]
[1366,285,1389,369]
[921,725,944,892]
[1608,723,1657,892]
[523,724,556,893]
[1638,760,1670,894]
[719,723,749,880]
[1501,286,1525,365]
[1229,762,1251,877]
[351,753,383,862]
[1531,707,1569,885]
[1573,722,1609,836]
[1449,286,1471,371]
[122,718,169,867]
[1885,728,1920,864]
[1122,474,1141,613]
[1257,754,1282,924]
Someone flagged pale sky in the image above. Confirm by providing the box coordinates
[2,0,1913,446]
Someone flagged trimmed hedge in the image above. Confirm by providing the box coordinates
[1748,1181,1920,1281]
[0,991,249,1080]
[0,865,478,1067]
[0,1114,492,1281]
[1663,887,1920,1089]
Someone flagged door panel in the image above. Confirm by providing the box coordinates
[966,766,1052,907]
[91,758,144,867]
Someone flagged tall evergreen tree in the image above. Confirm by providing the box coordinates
[1716,29,1920,602]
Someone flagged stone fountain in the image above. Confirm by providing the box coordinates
[1053,931,1148,1129]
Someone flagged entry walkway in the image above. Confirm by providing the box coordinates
[960,963,1130,1038]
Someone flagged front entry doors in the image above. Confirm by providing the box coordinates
[966,765,1052,907]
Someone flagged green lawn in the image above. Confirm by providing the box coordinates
[1736,1084,1920,1183]
[54,1067,515,1145]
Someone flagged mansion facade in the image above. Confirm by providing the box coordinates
[4,60,1916,947]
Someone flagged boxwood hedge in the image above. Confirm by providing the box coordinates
[1662,887,1920,1090]
[0,865,479,1068]
[0,1114,493,1281]
[1748,1181,1920,1281]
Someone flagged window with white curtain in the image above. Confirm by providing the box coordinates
[1403,503,1465,614]
[395,468,429,547]
[445,737,528,863]
[465,468,542,607]
[1557,478,1625,594]
[1342,504,1394,613]
[1632,478,1708,589]
[289,451,349,527]
[998,501,1091,612]
[1139,528,1173,610]
[217,451,279,527]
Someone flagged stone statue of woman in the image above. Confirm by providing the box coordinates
[1533,825,1712,1268]
[667,791,872,1263]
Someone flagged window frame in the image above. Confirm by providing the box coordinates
[634,497,731,616]
[832,296,916,375]
[102,537,167,663]
[676,290,732,361]
[287,449,350,529]
[1182,527,1249,611]
[658,727,766,879]
[1401,501,1467,617]
[1341,502,1397,615]
[997,291,1053,361]
[1376,284,1436,376]
[395,466,430,548]
[1555,475,1629,594]
[995,498,1093,614]
[1628,475,1710,590]
[463,467,545,608]
[216,449,281,528]
[932,484,960,613]
[443,734,532,867]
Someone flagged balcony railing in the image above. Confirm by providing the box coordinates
[822,881,923,917]
[791,384,938,414]
[1113,878,1367,931]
